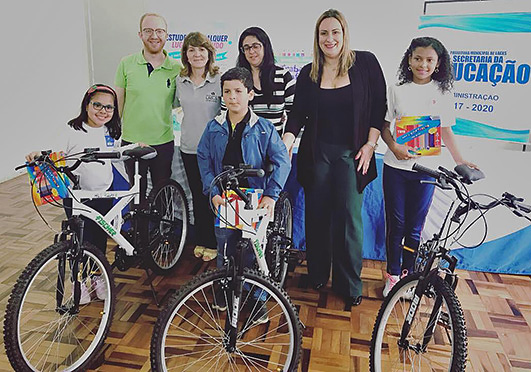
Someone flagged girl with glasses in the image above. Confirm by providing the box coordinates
[24,84,132,304]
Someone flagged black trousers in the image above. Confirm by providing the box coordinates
[181,151,217,249]
[304,141,364,298]
[64,197,114,254]
[122,140,174,199]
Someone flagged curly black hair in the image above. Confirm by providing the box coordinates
[397,36,453,93]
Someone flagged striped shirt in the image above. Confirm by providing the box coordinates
[222,65,295,135]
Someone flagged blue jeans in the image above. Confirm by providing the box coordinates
[383,165,435,275]
[215,227,267,301]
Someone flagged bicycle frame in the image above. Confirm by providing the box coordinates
[219,201,272,277]
[399,201,461,352]
[58,161,143,257]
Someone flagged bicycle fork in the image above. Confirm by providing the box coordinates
[55,217,86,315]
[399,253,458,353]
[224,240,247,353]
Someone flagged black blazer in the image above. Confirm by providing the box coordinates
[285,50,387,193]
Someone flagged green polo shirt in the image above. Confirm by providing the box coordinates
[115,50,181,145]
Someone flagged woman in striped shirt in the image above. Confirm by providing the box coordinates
[235,27,295,135]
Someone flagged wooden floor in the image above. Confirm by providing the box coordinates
[1,173,531,371]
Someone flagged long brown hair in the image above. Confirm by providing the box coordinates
[310,9,355,83]
[180,32,220,78]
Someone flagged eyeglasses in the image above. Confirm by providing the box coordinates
[142,28,167,37]
[240,42,262,54]
[91,101,115,113]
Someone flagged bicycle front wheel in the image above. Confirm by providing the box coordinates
[147,179,189,274]
[370,272,467,372]
[3,241,115,372]
[151,268,302,371]
[267,191,292,287]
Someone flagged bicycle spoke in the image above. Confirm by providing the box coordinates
[153,269,301,371]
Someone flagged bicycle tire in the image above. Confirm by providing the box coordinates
[150,267,302,371]
[266,191,292,287]
[3,241,115,372]
[147,179,189,274]
[370,272,467,372]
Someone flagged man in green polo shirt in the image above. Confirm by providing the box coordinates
[115,12,181,197]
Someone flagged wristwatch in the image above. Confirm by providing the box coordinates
[366,141,378,150]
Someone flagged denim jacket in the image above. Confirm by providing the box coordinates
[197,109,291,200]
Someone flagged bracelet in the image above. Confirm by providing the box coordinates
[366,141,378,150]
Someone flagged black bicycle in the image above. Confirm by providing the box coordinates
[4,147,189,372]
[150,165,302,371]
[370,163,531,372]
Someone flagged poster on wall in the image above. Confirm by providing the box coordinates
[275,49,312,79]
[420,1,531,144]
[166,28,235,73]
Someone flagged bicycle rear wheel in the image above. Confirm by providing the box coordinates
[151,267,302,371]
[147,179,189,274]
[3,241,115,372]
[370,272,467,372]
[266,191,292,287]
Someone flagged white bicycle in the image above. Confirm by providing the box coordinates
[4,147,189,371]
[150,165,302,371]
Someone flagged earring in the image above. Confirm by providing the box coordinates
[407,66,411,71]
[434,67,439,73]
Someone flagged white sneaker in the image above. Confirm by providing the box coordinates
[73,281,91,305]
[402,286,415,301]
[93,275,107,300]
[399,270,414,300]
[383,273,400,298]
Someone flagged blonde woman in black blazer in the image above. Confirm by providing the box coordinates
[283,9,386,309]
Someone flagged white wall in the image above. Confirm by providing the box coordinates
[0,0,90,182]
[88,0,145,85]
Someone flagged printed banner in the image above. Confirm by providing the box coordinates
[166,30,235,73]
[420,5,531,143]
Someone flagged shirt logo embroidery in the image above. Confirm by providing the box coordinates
[205,92,218,103]
[105,135,115,147]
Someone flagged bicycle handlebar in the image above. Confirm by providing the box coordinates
[413,163,530,217]
[240,168,265,178]
[16,149,122,189]
[92,152,121,159]
[412,163,441,180]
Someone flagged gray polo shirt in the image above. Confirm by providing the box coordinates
[174,73,221,154]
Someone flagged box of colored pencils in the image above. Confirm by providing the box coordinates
[395,116,441,156]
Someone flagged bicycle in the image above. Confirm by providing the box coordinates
[3,147,189,372]
[150,165,302,371]
[370,163,531,371]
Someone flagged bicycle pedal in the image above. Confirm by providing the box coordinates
[437,312,451,329]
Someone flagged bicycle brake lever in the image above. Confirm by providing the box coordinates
[421,179,452,190]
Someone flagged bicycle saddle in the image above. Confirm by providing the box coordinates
[122,146,157,161]
[454,164,485,184]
